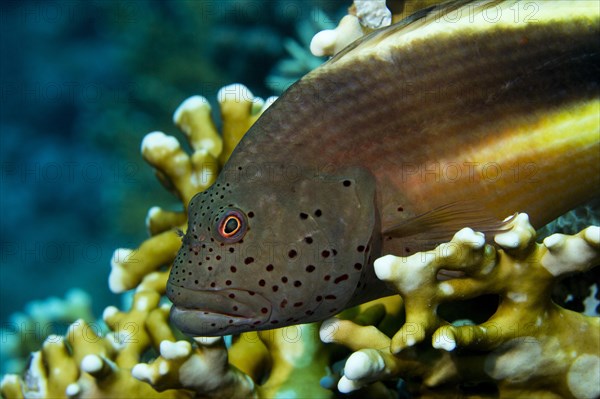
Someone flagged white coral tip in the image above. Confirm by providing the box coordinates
[65,383,81,397]
[141,131,180,153]
[344,351,370,379]
[338,375,362,393]
[160,340,192,359]
[146,206,161,227]
[81,354,103,373]
[584,226,600,245]
[455,227,485,248]
[109,249,133,293]
[110,248,133,266]
[102,305,118,321]
[108,268,126,294]
[345,350,383,380]
[544,233,565,250]
[494,231,520,249]
[373,254,397,281]
[1,375,20,388]
[436,338,456,351]
[173,95,210,123]
[217,83,253,103]
[495,213,534,248]
[310,29,338,57]
[433,332,456,352]
[263,96,278,110]
[319,318,340,343]
[44,334,62,344]
[160,303,171,311]
[514,212,530,225]
[131,363,154,383]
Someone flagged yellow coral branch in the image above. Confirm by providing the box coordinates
[327,214,599,398]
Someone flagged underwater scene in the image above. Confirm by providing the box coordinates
[0,1,598,398]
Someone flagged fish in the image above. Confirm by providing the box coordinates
[166,0,600,336]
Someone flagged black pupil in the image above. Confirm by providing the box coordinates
[224,217,239,234]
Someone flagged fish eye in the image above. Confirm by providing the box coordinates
[222,216,240,236]
[216,209,247,243]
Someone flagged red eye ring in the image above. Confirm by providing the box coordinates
[220,215,241,238]
[215,209,247,243]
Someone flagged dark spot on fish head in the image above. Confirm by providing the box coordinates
[167,181,273,335]
[167,165,381,335]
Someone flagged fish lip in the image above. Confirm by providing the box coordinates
[167,284,272,336]
[169,306,268,336]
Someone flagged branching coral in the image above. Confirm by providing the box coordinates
[132,337,257,399]
[310,0,447,57]
[2,3,598,395]
[322,214,600,398]
[0,289,95,376]
[132,324,334,399]
[0,291,186,398]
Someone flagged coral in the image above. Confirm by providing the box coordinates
[2,4,598,394]
[310,13,365,57]
[132,337,257,399]
[132,324,334,399]
[321,214,600,398]
[0,289,96,376]
[353,0,392,29]
[0,291,186,398]
[310,0,448,57]
[309,0,393,57]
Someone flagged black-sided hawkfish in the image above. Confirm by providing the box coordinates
[167,0,600,336]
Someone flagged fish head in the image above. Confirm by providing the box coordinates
[167,165,380,336]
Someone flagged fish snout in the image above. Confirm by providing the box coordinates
[167,284,273,336]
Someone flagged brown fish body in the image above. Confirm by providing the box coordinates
[168,1,600,336]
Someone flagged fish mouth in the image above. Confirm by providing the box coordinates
[167,284,272,336]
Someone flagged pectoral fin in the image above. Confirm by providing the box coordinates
[384,201,514,241]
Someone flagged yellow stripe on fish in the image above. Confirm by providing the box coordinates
[331,0,597,67]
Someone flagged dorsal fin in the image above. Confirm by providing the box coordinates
[328,0,504,65]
